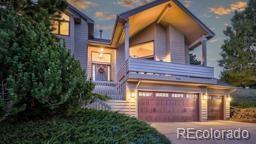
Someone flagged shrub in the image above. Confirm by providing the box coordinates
[231,88,256,108]
[0,110,171,144]
[0,6,94,120]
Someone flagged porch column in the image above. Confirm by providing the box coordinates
[201,35,207,66]
[124,22,130,60]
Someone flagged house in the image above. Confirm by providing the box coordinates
[52,0,234,122]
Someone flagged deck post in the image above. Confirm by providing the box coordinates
[124,21,130,60]
[201,35,207,66]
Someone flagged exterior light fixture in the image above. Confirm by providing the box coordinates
[227,97,232,102]
[131,92,136,98]
[203,94,208,100]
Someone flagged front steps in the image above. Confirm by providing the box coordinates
[106,100,136,117]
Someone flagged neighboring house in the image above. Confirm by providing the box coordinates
[53,0,234,122]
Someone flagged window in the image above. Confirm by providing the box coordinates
[130,41,154,59]
[92,52,111,63]
[139,92,153,97]
[155,93,169,97]
[52,13,70,36]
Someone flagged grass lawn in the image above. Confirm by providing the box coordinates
[0,109,170,144]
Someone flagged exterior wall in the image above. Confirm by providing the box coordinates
[57,14,75,54]
[199,93,208,121]
[154,24,169,62]
[116,44,125,73]
[87,46,116,81]
[74,19,89,70]
[128,23,186,64]
[167,25,186,64]
[223,96,231,120]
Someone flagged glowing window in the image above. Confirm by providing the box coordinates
[139,92,153,97]
[51,13,70,36]
[130,41,154,59]
[92,52,111,63]
[155,93,169,97]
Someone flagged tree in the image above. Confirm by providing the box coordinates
[219,0,256,87]
[0,0,94,121]
[190,54,201,65]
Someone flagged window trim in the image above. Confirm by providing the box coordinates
[52,13,71,36]
[129,40,155,60]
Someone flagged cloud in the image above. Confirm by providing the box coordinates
[209,1,247,16]
[95,25,113,31]
[95,12,115,20]
[183,0,191,8]
[67,0,97,10]
[117,0,153,8]
[209,7,231,16]
[230,1,247,11]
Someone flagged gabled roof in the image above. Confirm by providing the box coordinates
[66,3,94,24]
[108,0,215,48]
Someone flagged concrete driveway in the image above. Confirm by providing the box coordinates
[151,121,256,144]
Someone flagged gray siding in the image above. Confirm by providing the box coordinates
[167,25,186,64]
[57,15,75,54]
[74,19,89,70]
[154,24,167,61]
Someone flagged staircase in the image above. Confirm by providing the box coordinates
[88,81,136,117]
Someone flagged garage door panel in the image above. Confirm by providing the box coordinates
[208,96,224,120]
[138,91,199,122]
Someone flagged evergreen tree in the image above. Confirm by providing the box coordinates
[190,54,201,65]
[0,0,94,120]
[219,0,256,87]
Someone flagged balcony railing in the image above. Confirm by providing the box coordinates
[118,58,215,82]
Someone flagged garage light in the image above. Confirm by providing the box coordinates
[227,97,232,102]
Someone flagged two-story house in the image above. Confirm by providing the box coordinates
[53,0,234,122]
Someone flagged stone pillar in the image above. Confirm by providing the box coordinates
[124,22,130,60]
[199,93,208,121]
[201,36,207,66]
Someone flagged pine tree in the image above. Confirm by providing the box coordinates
[0,0,94,120]
[219,0,256,87]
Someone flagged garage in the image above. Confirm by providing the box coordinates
[138,91,199,122]
[207,96,224,120]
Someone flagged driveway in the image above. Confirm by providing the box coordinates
[151,121,256,144]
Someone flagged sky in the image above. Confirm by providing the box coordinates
[68,0,248,78]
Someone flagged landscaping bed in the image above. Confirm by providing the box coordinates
[0,109,170,144]
[231,107,256,123]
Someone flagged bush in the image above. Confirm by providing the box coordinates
[0,110,171,144]
[231,88,256,108]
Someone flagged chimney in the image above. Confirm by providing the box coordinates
[99,29,103,39]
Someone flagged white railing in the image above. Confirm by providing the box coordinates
[83,98,111,111]
[93,81,124,100]
[117,58,214,80]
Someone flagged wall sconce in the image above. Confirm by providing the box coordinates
[227,97,232,102]
[131,92,136,98]
[203,94,208,100]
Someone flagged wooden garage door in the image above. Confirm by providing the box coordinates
[138,91,199,122]
[208,96,224,120]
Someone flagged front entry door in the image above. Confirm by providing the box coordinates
[92,63,111,81]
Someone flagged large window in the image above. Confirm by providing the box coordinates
[130,41,154,59]
[52,13,70,36]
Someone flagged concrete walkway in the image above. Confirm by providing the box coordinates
[151,121,256,144]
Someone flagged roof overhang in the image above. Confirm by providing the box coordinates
[110,0,215,48]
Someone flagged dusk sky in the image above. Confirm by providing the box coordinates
[68,0,248,78]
